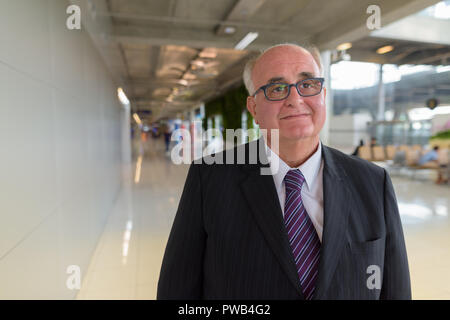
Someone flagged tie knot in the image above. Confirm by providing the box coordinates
[284,169,305,193]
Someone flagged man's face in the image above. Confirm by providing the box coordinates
[247,46,326,143]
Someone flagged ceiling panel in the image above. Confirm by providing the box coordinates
[82,0,442,121]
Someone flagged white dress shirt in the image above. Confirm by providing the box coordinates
[264,140,324,242]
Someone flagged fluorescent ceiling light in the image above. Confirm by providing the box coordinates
[117,87,130,105]
[234,32,258,50]
[336,42,352,51]
[133,113,142,125]
[376,45,394,54]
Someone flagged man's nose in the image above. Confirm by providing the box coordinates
[285,84,305,106]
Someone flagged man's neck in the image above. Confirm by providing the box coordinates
[267,135,320,168]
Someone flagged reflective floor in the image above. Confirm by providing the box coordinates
[77,138,450,300]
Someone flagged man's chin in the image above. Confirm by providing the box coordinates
[279,130,317,142]
[262,127,317,144]
[277,136,315,145]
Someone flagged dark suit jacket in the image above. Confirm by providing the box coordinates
[157,140,411,300]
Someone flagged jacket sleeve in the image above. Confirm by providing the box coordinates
[380,169,412,299]
[157,163,206,299]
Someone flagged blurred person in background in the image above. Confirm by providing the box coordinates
[417,146,447,184]
[418,146,439,166]
[351,139,364,156]
[162,123,172,153]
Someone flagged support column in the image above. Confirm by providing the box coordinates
[319,50,332,145]
[377,64,385,121]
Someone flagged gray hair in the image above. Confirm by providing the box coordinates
[243,43,323,95]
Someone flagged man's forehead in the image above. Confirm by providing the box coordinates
[258,46,312,65]
[254,60,319,84]
[253,47,319,82]
[266,71,315,83]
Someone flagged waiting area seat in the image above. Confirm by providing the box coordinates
[357,144,449,184]
[385,145,396,160]
[357,146,372,161]
[372,146,386,161]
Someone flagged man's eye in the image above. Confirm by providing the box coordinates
[273,85,287,92]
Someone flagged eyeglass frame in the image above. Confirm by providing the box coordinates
[252,77,325,101]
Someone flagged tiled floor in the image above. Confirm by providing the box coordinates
[389,173,450,299]
[77,138,189,300]
[77,138,450,300]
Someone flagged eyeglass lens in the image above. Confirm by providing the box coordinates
[265,79,322,100]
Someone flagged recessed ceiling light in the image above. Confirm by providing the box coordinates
[376,45,394,54]
[224,26,236,34]
[183,73,197,80]
[199,49,218,59]
[191,60,206,67]
[336,42,352,51]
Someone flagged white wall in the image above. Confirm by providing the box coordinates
[431,113,450,135]
[328,113,372,150]
[0,0,122,298]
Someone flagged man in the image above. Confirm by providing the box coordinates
[157,44,411,300]
[417,146,439,166]
[417,146,447,184]
[351,139,364,156]
[370,137,378,147]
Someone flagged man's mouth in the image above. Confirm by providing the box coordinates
[280,114,311,120]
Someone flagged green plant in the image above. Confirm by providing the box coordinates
[430,130,450,140]
[203,85,249,139]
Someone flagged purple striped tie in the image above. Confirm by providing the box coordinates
[284,169,321,300]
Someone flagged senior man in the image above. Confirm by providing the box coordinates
[157,43,411,300]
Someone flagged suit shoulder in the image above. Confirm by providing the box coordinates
[190,143,250,177]
[194,141,258,167]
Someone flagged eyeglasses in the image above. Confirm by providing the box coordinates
[252,78,325,101]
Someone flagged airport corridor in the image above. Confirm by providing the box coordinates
[76,137,450,300]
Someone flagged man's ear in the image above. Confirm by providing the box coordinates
[246,96,258,123]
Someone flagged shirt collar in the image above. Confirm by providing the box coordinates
[264,138,322,192]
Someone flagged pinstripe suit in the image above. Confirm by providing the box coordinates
[157,139,411,300]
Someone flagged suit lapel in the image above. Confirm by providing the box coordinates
[238,141,351,299]
[240,140,304,298]
[313,145,351,299]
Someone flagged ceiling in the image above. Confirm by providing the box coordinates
[73,0,444,124]
[346,37,450,66]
